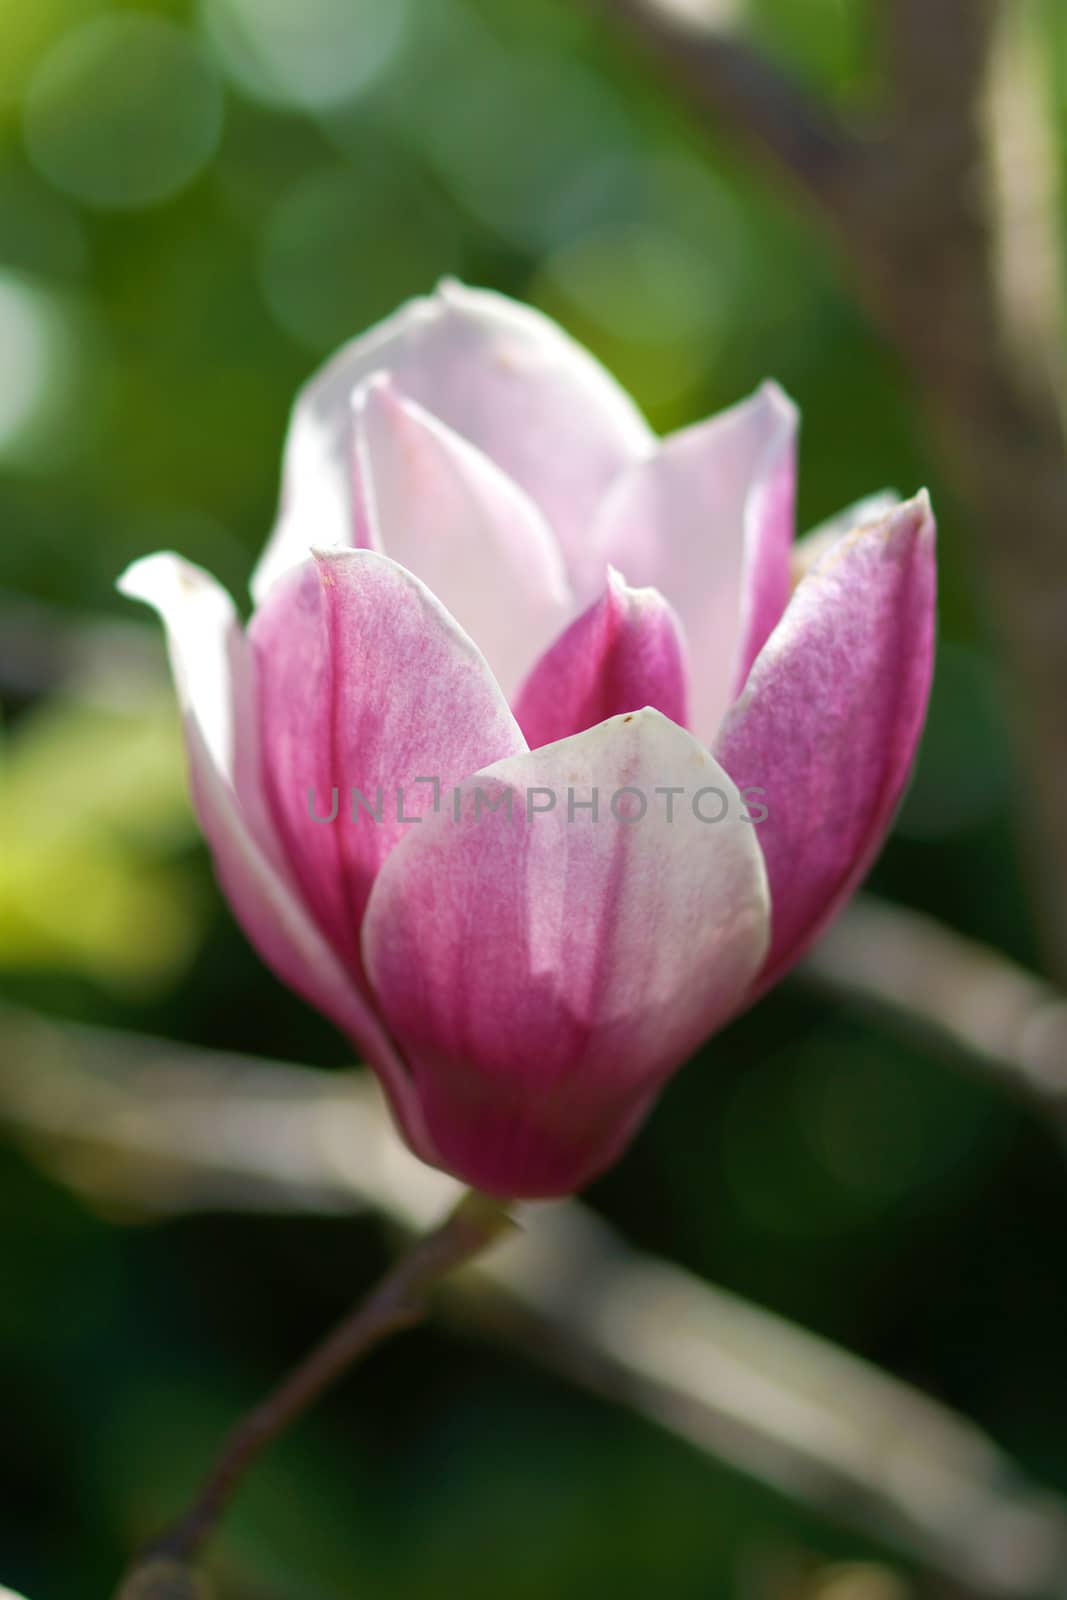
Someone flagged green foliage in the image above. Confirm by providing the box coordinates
[0,682,198,987]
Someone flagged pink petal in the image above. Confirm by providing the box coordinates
[252,279,654,602]
[363,709,770,1197]
[248,546,527,972]
[715,493,937,992]
[353,375,573,699]
[514,568,689,748]
[116,553,432,1155]
[586,383,797,744]
[733,398,799,694]
[790,490,900,590]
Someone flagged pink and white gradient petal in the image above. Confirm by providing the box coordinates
[253,279,654,603]
[248,547,527,971]
[515,567,689,748]
[362,709,771,1197]
[116,552,433,1157]
[716,492,937,993]
[353,376,573,699]
[586,382,797,743]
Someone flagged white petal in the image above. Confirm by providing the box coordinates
[252,279,654,603]
[117,553,423,1143]
[586,382,797,743]
[354,376,573,697]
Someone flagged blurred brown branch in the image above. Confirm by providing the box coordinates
[801,895,1067,1133]
[584,0,859,225]
[2,1000,1066,1598]
[0,589,160,704]
[590,0,1067,985]
[122,1191,514,1588]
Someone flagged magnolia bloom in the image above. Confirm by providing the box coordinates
[120,282,936,1198]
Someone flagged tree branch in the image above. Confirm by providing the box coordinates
[3,1000,1066,1597]
[591,0,1067,984]
[589,0,859,225]
[118,1191,513,1591]
[801,896,1067,1134]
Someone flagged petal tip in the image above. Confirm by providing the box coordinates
[310,542,380,575]
[885,488,937,549]
[756,378,800,428]
[433,274,467,303]
[818,489,937,574]
[610,703,675,736]
[116,551,165,604]
[350,368,395,415]
[117,550,212,613]
[603,564,653,605]
[912,486,936,529]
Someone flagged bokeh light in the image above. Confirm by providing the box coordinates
[0,170,87,280]
[200,0,410,111]
[23,14,224,211]
[425,44,637,251]
[259,161,462,353]
[0,0,103,110]
[535,220,728,409]
[0,268,81,469]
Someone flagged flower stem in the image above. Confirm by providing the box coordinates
[115,1190,515,1595]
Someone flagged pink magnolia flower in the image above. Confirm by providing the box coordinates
[120,281,936,1199]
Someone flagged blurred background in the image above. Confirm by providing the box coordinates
[1,0,1066,1595]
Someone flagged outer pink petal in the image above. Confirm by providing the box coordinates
[116,553,432,1155]
[514,568,689,748]
[362,709,770,1197]
[585,382,797,744]
[353,375,573,699]
[252,279,654,602]
[248,546,527,972]
[790,490,899,590]
[733,393,799,694]
[715,493,937,993]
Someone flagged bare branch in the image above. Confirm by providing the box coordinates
[985,1,1067,415]
[3,1000,1066,1597]
[801,896,1067,1131]
[0,589,161,703]
[590,0,859,226]
[119,1192,512,1587]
